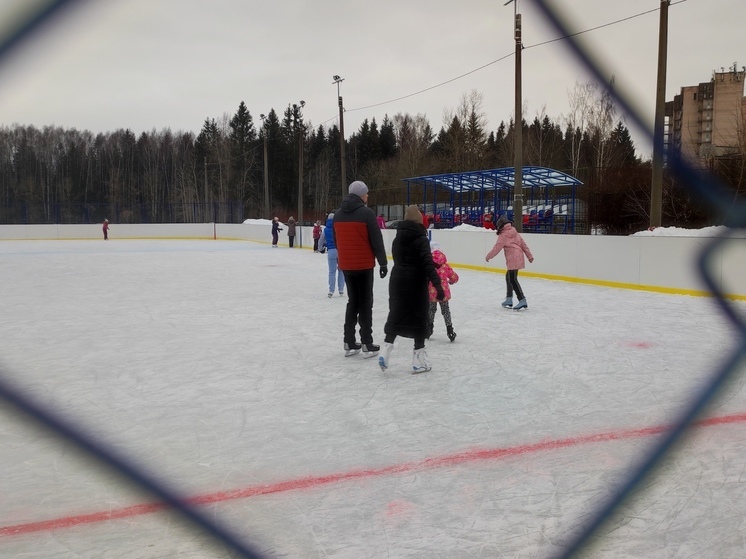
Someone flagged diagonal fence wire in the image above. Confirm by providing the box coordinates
[0,1,264,557]
[531,1,746,557]
[0,1,744,558]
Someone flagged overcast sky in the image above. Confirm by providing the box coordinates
[0,0,742,158]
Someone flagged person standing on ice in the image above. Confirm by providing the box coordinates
[379,205,445,374]
[323,212,345,298]
[271,217,282,248]
[312,220,322,252]
[427,241,458,342]
[102,218,110,240]
[333,181,388,358]
[287,216,297,248]
[485,214,534,311]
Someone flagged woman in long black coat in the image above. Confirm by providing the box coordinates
[380,205,444,373]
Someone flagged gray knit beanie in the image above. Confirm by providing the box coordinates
[348,181,369,197]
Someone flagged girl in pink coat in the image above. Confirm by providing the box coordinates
[427,241,459,341]
[485,215,534,310]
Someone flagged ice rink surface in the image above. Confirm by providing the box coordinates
[1,239,745,558]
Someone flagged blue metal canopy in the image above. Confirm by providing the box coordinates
[400,166,584,233]
[401,166,582,191]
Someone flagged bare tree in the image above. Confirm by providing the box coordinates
[564,81,596,177]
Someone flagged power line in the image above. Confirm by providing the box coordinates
[318,3,683,126]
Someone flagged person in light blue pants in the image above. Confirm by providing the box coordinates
[323,212,345,297]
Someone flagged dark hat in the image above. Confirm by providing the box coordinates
[495,214,510,231]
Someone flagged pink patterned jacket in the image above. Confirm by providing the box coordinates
[428,249,459,302]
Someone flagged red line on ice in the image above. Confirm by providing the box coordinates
[2,411,745,537]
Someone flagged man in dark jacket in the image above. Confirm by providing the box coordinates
[333,181,388,358]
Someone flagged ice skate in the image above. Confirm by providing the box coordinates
[513,298,528,311]
[362,343,379,359]
[412,348,432,374]
[446,325,457,342]
[501,297,513,308]
[344,342,361,357]
[328,292,334,298]
[378,342,394,371]
[339,291,344,297]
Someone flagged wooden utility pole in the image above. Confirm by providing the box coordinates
[650,0,670,228]
[263,133,269,219]
[333,76,347,198]
[511,2,524,232]
[260,114,270,219]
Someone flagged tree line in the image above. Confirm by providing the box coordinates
[0,83,741,233]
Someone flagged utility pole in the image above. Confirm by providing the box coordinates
[260,114,270,219]
[650,0,669,228]
[506,0,523,232]
[204,156,208,222]
[333,75,346,198]
[294,100,306,248]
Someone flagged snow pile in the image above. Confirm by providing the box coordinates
[632,226,746,238]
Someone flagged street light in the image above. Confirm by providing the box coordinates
[333,75,346,199]
[505,0,524,232]
[259,113,270,219]
[289,101,306,247]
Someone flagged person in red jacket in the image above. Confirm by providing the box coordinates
[377,213,386,229]
[102,218,110,240]
[312,220,322,252]
[333,181,388,358]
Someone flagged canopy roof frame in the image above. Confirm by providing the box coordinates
[400,166,584,233]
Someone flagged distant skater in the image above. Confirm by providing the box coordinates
[313,220,322,252]
[102,219,109,240]
[485,215,534,311]
[287,216,296,248]
[323,212,345,298]
[271,217,282,248]
[427,241,459,341]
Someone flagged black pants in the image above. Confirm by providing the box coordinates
[289,235,295,248]
[505,270,525,301]
[428,301,453,328]
[384,333,425,350]
[342,269,375,345]
[313,238,319,251]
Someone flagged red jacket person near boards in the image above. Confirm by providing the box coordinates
[333,181,388,358]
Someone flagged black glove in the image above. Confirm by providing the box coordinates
[436,286,446,301]
[379,266,388,279]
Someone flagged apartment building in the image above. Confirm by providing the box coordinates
[665,65,746,166]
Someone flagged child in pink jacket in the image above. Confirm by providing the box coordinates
[427,241,459,341]
[485,215,534,311]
